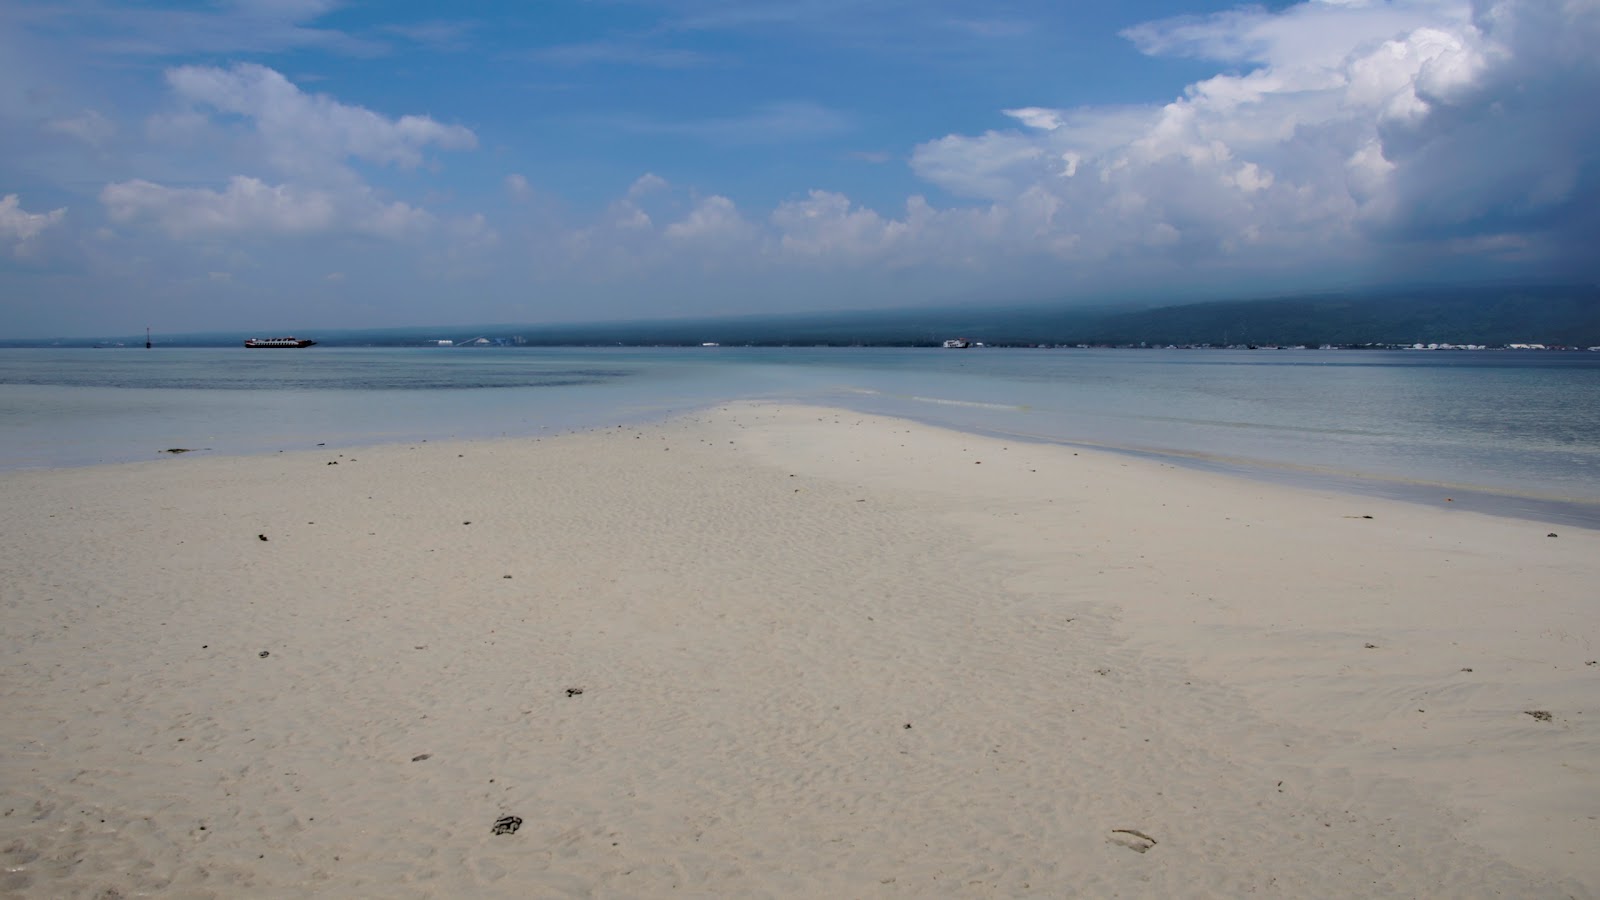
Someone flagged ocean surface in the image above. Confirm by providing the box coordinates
[3,347,1598,527]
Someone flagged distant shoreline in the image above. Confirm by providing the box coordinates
[6,283,1599,349]
[9,342,1600,350]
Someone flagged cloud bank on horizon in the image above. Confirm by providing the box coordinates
[1,0,1596,336]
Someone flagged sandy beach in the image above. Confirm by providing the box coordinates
[2,402,1595,898]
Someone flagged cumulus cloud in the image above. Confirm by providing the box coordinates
[894,0,1600,278]
[35,0,1593,324]
[101,177,337,236]
[628,173,669,198]
[557,176,767,279]
[1371,0,1600,247]
[664,195,757,245]
[439,0,1600,300]
[0,194,67,257]
[538,0,1594,293]
[771,191,905,262]
[99,175,440,240]
[608,174,673,230]
[164,63,477,177]
[91,64,486,253]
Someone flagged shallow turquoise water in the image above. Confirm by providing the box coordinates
[3,347,1597,524]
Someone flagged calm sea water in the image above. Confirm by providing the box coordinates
[3,347,1598,525]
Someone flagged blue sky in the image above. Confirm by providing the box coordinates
[2,0,1596,337]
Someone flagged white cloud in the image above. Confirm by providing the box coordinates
[1120,1,1463,68]
[627,173,669,199]
[911,131,1049,201]
[99,175,457,243]
[91,64,489,256]
[599,174,671,231]
[42,109,116,147]
[893,0,1600,275]
[771,190,903,261]
[0,194,67,257]
[449,213,497,246]
[21,0,1588,330]
[1003,108,1064,131]
[509,0,1594,300]
[663,195,756,245]
[555,179,761,281]
[356,199,435,240]
[101,177,337,237]
[164,63,477,178]
[532,0,1592,294]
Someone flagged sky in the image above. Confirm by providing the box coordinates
[1,0,1597,337]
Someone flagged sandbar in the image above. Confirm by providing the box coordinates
[2,403,1595,897]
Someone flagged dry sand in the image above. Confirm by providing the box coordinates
[2,402,1595,898]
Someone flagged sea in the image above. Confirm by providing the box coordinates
[3,347,1598,527]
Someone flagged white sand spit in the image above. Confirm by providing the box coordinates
[2,403,1595,898]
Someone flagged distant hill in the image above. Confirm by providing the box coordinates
[1075,286,1600,347]
[9,283,1598,348]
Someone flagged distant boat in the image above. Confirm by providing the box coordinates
[244,337,318,348]
[942,338,972,349]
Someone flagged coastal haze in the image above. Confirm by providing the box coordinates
[4,2,1600,898]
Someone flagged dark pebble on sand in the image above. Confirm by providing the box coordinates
[258,650,270,658]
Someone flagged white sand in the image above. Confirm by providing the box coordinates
[2,403,1595,898]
